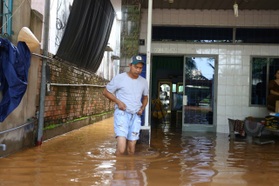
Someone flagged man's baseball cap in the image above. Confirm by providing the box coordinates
[131,55,145,65]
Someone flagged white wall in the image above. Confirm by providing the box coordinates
[31,0,44,15]
[139,9,279,134]
[31,0,73,54]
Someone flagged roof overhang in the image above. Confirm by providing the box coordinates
[125,0,279,10]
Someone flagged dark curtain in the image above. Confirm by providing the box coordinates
[55,0,115,72]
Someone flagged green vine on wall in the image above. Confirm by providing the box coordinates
[121,5,141,59]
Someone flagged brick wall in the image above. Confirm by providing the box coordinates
[42,58,114,138]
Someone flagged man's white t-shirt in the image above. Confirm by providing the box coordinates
[106,72,149,114]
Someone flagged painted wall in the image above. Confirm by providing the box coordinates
[11,0,31,43]
[139,9,279,134]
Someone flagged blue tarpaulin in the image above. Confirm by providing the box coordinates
[0,38,31,122]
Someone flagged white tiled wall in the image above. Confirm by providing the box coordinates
[139,9,279,134]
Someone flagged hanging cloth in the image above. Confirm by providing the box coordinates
[0,38,31,122]
[55,0,115,72]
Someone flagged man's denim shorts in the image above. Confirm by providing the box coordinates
[114,109,141,141]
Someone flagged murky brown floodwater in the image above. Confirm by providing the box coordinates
[1,117,279,186]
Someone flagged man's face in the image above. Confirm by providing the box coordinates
[130,63,144,77]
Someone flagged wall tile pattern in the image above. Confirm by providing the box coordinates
[139,9,279,133]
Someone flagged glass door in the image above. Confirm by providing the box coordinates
[183,56,216,132]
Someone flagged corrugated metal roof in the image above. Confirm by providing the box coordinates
[126,0,279,10]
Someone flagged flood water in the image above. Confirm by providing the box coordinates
[1,117,279,186]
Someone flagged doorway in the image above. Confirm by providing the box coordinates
[150,55,217,132]
[158,80,171,123]
[182,56,217,132]
[151,55,184,128]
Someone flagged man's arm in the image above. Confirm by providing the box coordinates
[103,88,126,110]
[137,95,148,115]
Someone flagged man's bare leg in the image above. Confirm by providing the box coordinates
[127,140,137,155]
[115,136,127,156]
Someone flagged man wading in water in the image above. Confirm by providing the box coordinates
[103,55,149,156]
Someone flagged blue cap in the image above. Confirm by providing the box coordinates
[131,55,145,65]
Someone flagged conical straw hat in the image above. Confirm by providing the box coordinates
[18,27,40,52]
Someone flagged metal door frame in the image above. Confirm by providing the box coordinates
[182,55,218,132]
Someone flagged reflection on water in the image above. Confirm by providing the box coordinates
[1,118,279,185]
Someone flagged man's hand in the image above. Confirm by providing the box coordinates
[117,100,127,111]
[103,88,127,110]
[137,108,144,115]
